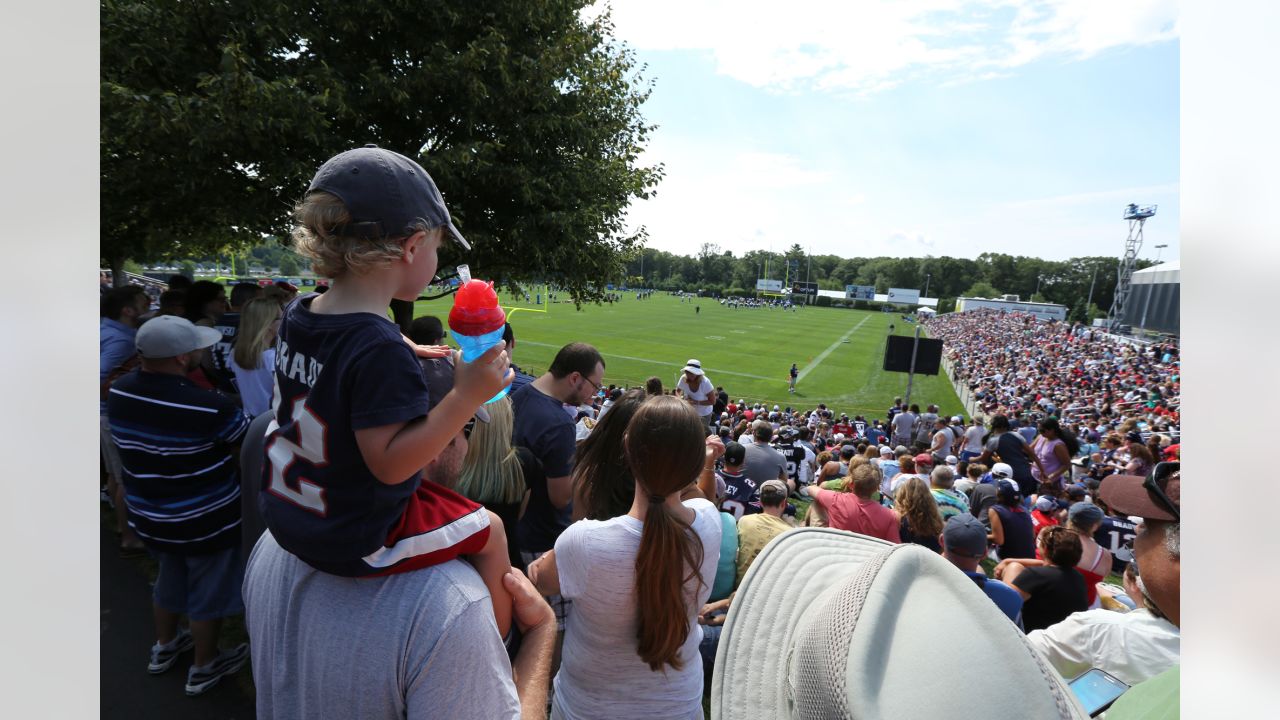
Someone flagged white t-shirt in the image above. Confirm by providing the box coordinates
[552,498,722,720]
[963,425,986,453]
[676,375,715,418]
[231,348,275,418]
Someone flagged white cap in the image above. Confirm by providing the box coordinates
[135,315,223,359]
[991,463,1014,478]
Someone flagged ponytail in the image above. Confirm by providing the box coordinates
[635,499,704,671]
[624,395,709,672]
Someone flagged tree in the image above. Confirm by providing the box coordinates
[179,260,196,280]
[279,254,299,276]
[101,1,661,300]
[964,281,1001,299]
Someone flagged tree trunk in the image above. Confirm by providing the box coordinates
[110,252,127,288]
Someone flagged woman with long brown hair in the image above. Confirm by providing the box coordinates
[570,388,647,522]
[529,395,723,719]
[893,476,944,552]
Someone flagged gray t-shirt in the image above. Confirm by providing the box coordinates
[891,412,916,440]
[964,425,986,453]
[742,440,786,486]
[552,498,721,720]
[244,532,520,720]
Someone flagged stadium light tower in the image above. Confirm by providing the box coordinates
[1107,203,1156,332]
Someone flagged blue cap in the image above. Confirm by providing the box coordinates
[308,145,469,250]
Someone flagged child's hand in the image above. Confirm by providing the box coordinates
[451,345,512,405]
[401,334,452,359]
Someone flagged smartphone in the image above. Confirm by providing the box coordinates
[1068,668,1130,716]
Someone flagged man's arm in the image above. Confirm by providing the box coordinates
[504,570,557,720]
[697,435,725,501]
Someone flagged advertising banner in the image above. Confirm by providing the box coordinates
[792,281,819,296]
[886,287,921,305]
[756,279,783,292]
[845,284,876,300]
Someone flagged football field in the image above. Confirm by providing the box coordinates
[414,291,963,421]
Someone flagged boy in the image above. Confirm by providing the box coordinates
[261,145,514,636]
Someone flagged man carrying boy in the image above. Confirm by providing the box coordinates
[257,146,515,635]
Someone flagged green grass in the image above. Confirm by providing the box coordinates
[413,291,964,419]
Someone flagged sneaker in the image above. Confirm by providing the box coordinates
[185,643,249,696]
[148,628,193,674]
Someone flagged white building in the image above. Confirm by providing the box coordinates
[955,296,1068,321]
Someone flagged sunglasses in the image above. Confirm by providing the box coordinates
[1143,461,1179,521]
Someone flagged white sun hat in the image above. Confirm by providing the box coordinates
[712,529,1088,720]
[683,358,705,376]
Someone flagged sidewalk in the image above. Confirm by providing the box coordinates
[100,525,256,719]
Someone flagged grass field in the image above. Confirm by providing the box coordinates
[411,290,963,420]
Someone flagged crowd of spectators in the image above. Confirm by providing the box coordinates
[99,148,1181,717]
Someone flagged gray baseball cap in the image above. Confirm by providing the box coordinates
[135,315,223,359]
[942,514,989,558]
[308,145,469,250]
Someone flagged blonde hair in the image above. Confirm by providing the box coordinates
[455,397,525,506]
[232,298,282,370]
[291,191,431,279]
[894,476,944,538]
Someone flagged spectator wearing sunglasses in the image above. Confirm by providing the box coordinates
[1093,462,1181,719]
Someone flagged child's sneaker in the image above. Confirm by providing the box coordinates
[184,643,249,696]
[147,628,193,674]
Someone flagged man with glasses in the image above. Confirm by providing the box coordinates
[1093,462,1181,719]
[510,342,605,630]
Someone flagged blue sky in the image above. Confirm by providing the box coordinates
[596,0,1180,262]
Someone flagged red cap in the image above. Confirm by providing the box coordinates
[914,453,933,466]
[448,279,506,336]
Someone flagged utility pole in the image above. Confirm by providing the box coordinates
[904,324,922,408]
[1085,265,1098,319]
[924,272,931,299]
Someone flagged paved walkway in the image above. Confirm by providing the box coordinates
[100,526,256,719]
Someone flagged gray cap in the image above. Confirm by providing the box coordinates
[419,355,490,423]
[135,315,223,359]
[308,145,469,250]
[942,514,989,558]
[1068,501,1104,528]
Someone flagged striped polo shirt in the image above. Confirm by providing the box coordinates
[107,369,250,554]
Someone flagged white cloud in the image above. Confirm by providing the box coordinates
[589,0,1178,93]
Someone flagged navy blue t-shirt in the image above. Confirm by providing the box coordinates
[510,382,576,553]
[261,294,432,572]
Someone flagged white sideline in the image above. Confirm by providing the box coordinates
[796,315,871,384]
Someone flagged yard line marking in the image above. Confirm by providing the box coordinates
[517,340,777,382]
[796,315,871,384]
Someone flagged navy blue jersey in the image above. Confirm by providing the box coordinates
[773,440,805,484]
[853,420,868,438]
[718,470,760,520]
[1095,514,1139,573]
[261,294,434,573]
[108,370,249,554]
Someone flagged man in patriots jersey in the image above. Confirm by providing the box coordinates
[772,425,807,490]
[716,441,761,520]
[259,146,514,636]
[852,415,869,439]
